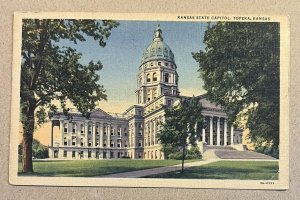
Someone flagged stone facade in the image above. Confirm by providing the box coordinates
[48,25,243,160]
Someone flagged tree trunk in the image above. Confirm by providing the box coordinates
[21,105,35,173]
[181,143,186,174]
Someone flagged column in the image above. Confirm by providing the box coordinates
[224,119,227,146]
[154,120,156,144]
[202,128,206,143]
[209,116,213,145]
[92,122,96,147]
[230,126,234,146]
[85,122,88,146]
[149,121,152,146]
[108,124,111,148]
[50,120,54,147]
[100,124,103,148]
[217,117,220,146]
[60,120,64,147]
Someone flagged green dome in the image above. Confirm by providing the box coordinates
[141,25,175,64]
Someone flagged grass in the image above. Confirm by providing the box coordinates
[18,159,198,177]
[144,161,279,180]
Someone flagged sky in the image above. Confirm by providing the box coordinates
[60,20,208,113]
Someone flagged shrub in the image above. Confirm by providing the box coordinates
[121,156,130,159]
[167,146,202,160]
[255,146,279,159]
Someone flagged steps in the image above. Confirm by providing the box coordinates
[215,150,276,160]
[202,145,276,160]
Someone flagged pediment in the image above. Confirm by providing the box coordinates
[90,108,112,119]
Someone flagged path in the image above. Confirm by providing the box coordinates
[98,159,219,178]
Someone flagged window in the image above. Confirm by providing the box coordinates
[111,128,114,136]
[167,99,172,106]
[124,141,128,147]
[63,150,67,158]
[138,140,142,147]
[96,125,99,135]
[80,138,84,146]
[72,151,75,158]
[110,152,114,158]
[88,124,92,135]
[110,140,114,147]
[139,123,143,129]
[96,139,99,146]
[64,123,68,133]
[153,89,157,99]
[88,140,92,147]
[72,137,76,146]
[124,128,127,137]
[103,126,107,135]
[117,128,121,137]
[103,151,107,159]
[158,62,161,66]
[164,73,169,83]
[80,124,84,134]
[117,142,121,148]
[153,73,157,82]
[64,137,67,146]
[103,140,107,147]
[165,62,168,66]
[146,74,151,82]
[88,151,91,158]
[72,123,76,133]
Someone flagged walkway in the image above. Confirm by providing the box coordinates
[98,159,219,178]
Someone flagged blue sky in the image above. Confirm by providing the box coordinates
[61,20,208,113]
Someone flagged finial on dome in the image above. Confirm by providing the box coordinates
[153,24,163,41]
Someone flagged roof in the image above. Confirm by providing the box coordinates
[141,25,175,64]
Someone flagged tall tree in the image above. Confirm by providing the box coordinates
[159,97,204,173]
[193,22,279,153]
[21,19,119,173]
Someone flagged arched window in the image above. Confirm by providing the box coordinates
[153,73,157,82]
[146,74,151,82]
[164,73,169,83]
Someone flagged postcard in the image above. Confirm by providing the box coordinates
[9,12,289,189]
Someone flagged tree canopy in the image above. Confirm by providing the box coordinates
[20,19,119,172]
[159,97,204,173]
[192,22,279,152]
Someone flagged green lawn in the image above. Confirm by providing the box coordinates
[144,161,279,180]
[18,159,197,177]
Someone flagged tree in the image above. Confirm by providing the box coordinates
[158,97,204,173]
[21,19,119,173]
[192,22,279,155]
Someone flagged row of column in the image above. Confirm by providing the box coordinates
[201,116,234,146]
[52,120,125,148]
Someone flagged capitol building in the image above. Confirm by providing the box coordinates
[48,25,243,160]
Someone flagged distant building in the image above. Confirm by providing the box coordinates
[48,25,243,159]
